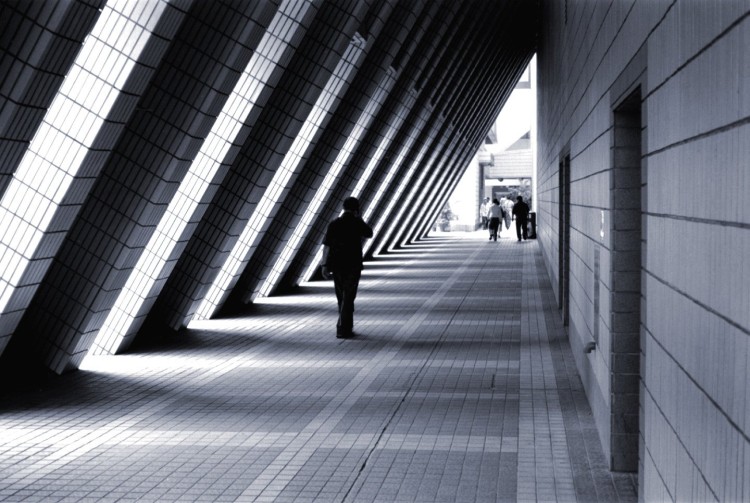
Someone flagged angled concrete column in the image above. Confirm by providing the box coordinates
[15,1,283,373]
[348,0,464,243]
[0,1,190,372]
[367,113,447,255]
[84,2,284,358]
[374,31,515,251]
[361,2,484,256]
[414,107,517,242]
[267,0,449,291]
[388,33,506,247]
[143,0,371,334]
[418,1,536,241]
[416,115,497,241]
[221,0,422,305]
[359,95,449,256]
[370,118,451,254]
[274,81,418,288]
[2,0,283,374]
[392,29,532,247]
[0,1,104,197]
[190,31,370,317]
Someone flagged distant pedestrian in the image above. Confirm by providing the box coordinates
[479,197,490,229]
[512,195,530,241]
[487,198,503,241]
[499,196,513,230]
[321,196,373,338]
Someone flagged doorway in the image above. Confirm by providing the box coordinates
[558,153,570,326]
[610,88,642,472]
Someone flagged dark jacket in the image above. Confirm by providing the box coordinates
[512,201,530,222]
[323,212,373,272]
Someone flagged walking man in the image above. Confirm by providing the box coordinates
[512,195,530,241]
[321,197,373,338]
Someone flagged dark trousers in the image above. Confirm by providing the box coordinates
[488,217,500,240]
[333,269,361,334]
[515,219,528,240]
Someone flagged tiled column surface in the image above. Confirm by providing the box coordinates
[0,233,636,502]
[409,42,534,245]
[371,1,533,255]
[224,0,412,303]
[0,1,189,367]
[6,0,277,375]
[0,0,103,197]
[275,0,448,290]
[361,3,473,257]
[387,66,502,250]
[389,124,474,251]
[411,139,471,242]
[412,38,532,245]
[145,0,368,334]
[407,111,494,244]
[364,108,442,257]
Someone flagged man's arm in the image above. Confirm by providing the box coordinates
[361,219,373,238]
[356,211,373,238]
[321,245,333,279]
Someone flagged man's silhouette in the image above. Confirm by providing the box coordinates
[321,197,373,338]
[512,195,530,241]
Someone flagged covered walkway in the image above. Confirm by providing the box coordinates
[0,233,637,502]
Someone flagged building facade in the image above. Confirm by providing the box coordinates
[536,1,749,500]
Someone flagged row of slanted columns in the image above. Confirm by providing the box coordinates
[0,0,536,376]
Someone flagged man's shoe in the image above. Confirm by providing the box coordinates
[336,330,353,339]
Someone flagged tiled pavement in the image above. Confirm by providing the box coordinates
[0,232,638,502]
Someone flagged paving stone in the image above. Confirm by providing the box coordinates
[0,233,636,502]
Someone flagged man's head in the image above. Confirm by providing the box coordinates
[343,196,360,212]
[516,196,523,202]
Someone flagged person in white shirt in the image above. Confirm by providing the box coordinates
[479,197,490,229]
[487,198,504,241]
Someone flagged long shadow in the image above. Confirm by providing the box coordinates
[128,298,340,354]
[128,324,352,357]
[0,367,181,416]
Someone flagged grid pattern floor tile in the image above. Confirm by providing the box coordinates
[0,232,637,502]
